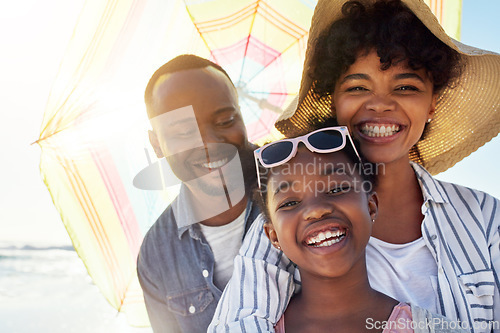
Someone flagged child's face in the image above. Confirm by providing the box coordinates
[263,147,377,279]
[332,49,437,166]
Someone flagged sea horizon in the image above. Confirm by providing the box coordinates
[0,241,152,333]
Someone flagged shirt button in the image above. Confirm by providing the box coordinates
[189,305,196,314]
[439,267,444,274]
[202,269,209,278]
[431,235,437,240]
[425,202,430,208]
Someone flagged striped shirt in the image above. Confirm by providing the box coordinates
[208,163,500,333]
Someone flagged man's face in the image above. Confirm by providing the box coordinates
[149,67,252,194]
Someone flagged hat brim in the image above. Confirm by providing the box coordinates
[275,0,500,175]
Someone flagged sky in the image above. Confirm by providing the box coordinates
[0,0,85,245]
[0,0,499,247]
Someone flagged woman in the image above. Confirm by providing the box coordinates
[208,1,500,332]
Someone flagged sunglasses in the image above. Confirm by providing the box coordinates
[254,126,362,188]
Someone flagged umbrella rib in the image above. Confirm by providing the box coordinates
[183,1,218,64]
[245,33,308,87]
[38,80,86,145]
[40,0,124,142]
[237,0,260,86]
[33,127,70,145]
[243,1,310,86]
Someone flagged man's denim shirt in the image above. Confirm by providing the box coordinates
[137,185,260,333]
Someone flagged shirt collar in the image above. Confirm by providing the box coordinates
[174,184,253,239]
[174,184,200,238]
[411,162,448,205]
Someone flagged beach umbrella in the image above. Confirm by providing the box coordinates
[36,0,317,326]
[36,0,461,326]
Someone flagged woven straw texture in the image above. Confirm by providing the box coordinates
[275,0,500,175]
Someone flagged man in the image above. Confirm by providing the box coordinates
[137,55,260,332]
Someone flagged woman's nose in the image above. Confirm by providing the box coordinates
[364,93,396,113]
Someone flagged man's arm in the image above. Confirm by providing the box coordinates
[208,215,300,332]
[137,248,182,333]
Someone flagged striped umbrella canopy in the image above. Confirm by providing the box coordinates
[184,0,316,142]
[36,0,461,326]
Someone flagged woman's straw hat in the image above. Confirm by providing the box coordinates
[275,0,500,175]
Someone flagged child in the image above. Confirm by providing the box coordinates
[255,126,466,332]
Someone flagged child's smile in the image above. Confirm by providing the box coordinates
[303,226,346,248]
[301,221,349,257]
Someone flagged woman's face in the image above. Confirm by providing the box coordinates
[263,147,377,279]
[332,49,437,165]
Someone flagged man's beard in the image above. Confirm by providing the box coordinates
[240,143,258,191]
[193,143,256,199]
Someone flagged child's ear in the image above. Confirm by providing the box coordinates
[263,222,281,250]
[148,130,164,158]
[368,192,378,223]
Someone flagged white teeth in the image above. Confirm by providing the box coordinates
[305,229,346,247]
[201,158,228,169]
[361,124,400,137]
[312,235,345,248]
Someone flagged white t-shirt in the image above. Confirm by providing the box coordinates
[366,236,439,313]
[200,209,246,290]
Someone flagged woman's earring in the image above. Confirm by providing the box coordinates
[427,118,432,123]
[372,218,375,223]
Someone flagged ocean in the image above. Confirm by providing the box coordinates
[0,243,152,333]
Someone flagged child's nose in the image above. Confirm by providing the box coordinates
[302,199,333,221]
